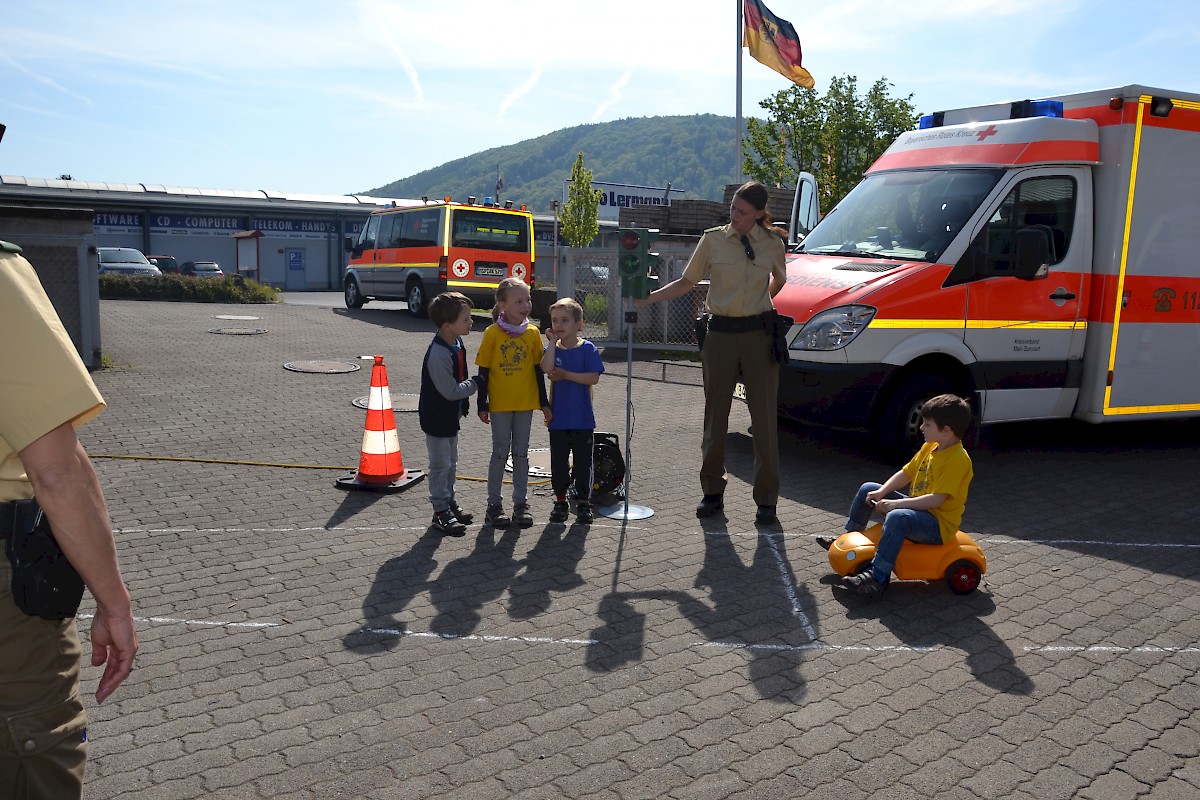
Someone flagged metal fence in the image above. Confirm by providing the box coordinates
[555,241,707,350]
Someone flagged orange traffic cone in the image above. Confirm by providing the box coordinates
[335,355,424,493]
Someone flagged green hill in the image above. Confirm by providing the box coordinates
[365,115,739,213]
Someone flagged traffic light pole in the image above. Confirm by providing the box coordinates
[598,299,654,522]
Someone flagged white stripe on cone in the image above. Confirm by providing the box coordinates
[361,428,401,455]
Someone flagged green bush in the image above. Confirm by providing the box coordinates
[98,274,280,303]
[582,292,607,324]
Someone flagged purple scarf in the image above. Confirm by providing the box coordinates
[497,311,529,337]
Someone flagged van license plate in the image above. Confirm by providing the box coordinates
[475,266,505,277]
[733,381,747,401]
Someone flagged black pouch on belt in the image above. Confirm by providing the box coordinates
[767,311,794,365]
[694,312,710,351]
[4,499,85,620]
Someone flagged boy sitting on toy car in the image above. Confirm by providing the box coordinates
[818,394,974,596]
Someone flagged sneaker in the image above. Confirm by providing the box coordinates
[696,494,724,518]
[549,501,570,523]
[513,503,534,528]
[576,502,594,524]
[842,572,885,597]
[449,503,473,525]
[485,505,511,527]
[816,536,836,551]
[432,509,467,537]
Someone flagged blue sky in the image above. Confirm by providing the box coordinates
[2,0,1198,197]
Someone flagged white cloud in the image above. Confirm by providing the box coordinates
[499,65,544,118]
[592,70,633,122]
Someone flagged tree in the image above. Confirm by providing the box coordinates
[743,76,918,212]
[560,152,601,249]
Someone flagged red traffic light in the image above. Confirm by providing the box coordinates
[620,230,641,251]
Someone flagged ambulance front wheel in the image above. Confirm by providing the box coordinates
[344,277,365,309]
[877,373,952,459]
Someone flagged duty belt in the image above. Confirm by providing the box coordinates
[708,312,773,333]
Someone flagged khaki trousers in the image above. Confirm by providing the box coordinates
[700,328,780,506]
[0,559,88,800]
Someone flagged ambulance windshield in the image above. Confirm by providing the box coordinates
[800,169,1003,263]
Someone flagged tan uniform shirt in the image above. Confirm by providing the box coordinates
[682,223,787,317]
[0,245,106,502]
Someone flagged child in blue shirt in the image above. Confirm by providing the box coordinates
[540,298,604,524]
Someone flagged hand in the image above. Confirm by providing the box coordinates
[90,607,138,704]
[544,327,559,345]
[478,411,490,424]
[542,406,552,426]
[546,368,565,382]
[875,498,896,514]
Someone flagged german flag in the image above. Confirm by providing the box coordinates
[743,0,814,88]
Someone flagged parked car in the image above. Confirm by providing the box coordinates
[181,260,224,277]
[146,255,179,274]
[97,247,161,276]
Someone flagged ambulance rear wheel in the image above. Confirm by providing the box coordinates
[406,279,427,317]
[877,374,951,460]
[344,277,365,309]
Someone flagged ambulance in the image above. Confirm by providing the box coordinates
[775,84,1200,455]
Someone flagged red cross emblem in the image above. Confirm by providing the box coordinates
[976,125,999,141]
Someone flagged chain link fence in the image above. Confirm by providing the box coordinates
[554,239,708,350]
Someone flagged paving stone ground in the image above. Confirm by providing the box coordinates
[73,297,1200,799]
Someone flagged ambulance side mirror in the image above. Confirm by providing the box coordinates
[1012,226,1052,280]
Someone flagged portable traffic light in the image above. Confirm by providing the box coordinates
[617,227,660,299]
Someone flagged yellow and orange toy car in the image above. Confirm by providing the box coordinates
[826,522,986,595]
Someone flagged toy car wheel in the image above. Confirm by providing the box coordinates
[945,559,981,595]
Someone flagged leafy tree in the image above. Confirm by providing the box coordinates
[743,76,917,211]
[560,152,601,249]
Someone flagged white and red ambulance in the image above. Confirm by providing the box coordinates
[775,84,1200,455]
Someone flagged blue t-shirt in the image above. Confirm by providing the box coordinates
[548,339,603,430]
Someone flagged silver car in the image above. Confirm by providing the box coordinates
[97,247,161,276]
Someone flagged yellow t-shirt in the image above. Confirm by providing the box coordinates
[0,247,106,501]
[681,223,787,317]
[474,324,544,412]
[902,440,973,544]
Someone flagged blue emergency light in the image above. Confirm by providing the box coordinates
[919,99,1065,130]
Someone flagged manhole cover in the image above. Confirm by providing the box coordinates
[209,327,268,335]
[508,448,552,476]
[214,314,261,321]
[283,360,361,374]
[352,394,419,412]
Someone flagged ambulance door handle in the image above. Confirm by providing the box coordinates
[1049,289,1076,301]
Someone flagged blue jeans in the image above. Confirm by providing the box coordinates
[845,482,942,586]
[487,410,532,507]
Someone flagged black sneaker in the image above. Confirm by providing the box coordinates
[513,503,534,528]
[576,502,594,524]
[816,536,836,551]
[549,501,570,523]
[432,509,467,537]
[485,505,510,527]
[843,572,884,596]
[449,503,473,525]
[696,494,724,518]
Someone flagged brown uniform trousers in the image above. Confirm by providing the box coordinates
[700,327,780,506]
[0,559,88,800]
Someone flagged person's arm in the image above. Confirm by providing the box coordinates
[535,365,552,424]
[878,492,949,514]
[551,369,600,386]
[865,468,910,508]
[769,272,787,298]
[540,331,558,375]
[476,367,490,422]
[636,276,697,306]
[428,346,477,400]
[20,423,137,704]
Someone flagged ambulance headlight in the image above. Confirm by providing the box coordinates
[793,305,876,351]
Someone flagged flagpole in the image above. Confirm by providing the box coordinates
[736,0,743,184]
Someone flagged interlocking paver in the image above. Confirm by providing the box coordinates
[66,296,1200,799]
